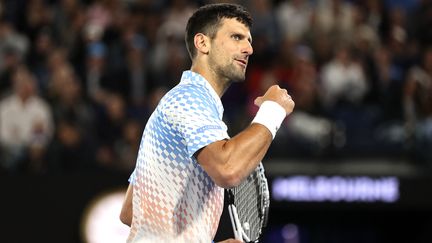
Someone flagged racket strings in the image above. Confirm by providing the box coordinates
[232,168,263,241]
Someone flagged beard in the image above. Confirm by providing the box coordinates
[209,55,246,83]
[220,62,245,82]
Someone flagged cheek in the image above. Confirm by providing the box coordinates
[212,47,227,63]
[216,40,236,54]
[211,41,235,64]
[221,41,238,53]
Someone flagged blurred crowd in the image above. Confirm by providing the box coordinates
[0,0,431,175]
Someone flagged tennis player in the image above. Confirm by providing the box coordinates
[120,3,294,243]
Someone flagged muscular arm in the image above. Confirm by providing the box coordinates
[195,123,272,188]
[196,85,294,189]
[120,183,133,226]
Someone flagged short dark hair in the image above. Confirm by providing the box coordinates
[185,3,252,60]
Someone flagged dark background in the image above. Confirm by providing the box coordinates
[3,165,432,243]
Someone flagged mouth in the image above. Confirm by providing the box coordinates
[235,59,248,68]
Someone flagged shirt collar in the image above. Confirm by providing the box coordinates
[180,70,224,116]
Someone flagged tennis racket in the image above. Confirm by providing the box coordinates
[227,162,270,242]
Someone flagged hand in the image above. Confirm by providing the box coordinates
[254,84,295,115]
[216,239,243,243]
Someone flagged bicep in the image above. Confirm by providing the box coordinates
[195,139,235,188]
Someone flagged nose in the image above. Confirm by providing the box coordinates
[242,41,253,56]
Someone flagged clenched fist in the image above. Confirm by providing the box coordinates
[254,85,295,115]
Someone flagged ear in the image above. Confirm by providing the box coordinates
[194,33,210,55]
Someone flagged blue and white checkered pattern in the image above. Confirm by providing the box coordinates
[127,71,229,243]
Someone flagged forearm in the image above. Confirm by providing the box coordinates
[196,123,272,188]
[222,123,272,177]
[197,85,294,188]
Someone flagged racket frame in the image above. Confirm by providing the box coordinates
[227,163,269,243]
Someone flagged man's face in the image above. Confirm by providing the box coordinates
[208,18,253,82]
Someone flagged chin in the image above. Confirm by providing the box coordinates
[230,72,246,83]
[222,66,246,82]
[233,77,245,83]
[229,76,245,83]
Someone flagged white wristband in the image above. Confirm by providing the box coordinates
[251,101,286,139]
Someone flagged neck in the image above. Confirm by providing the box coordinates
[190,63,230,97]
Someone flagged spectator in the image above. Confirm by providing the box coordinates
[46,118,97,174]
[311,0,356,42]
[94,93,128,170]
[275,0,312,42]
[320,44,368,109]
[0,65,53,173]
[404,47,432,164]
[50,64,95,137]
[0,20,29,93]
[113,119,143,172]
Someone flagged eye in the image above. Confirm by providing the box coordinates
[232,34,241,41]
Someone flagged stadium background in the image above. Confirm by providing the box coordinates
[1,0,432,242]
